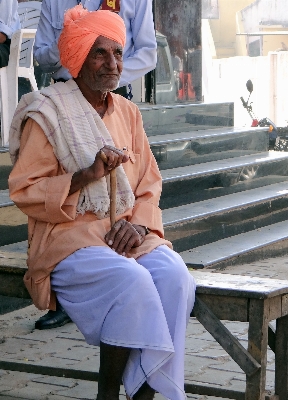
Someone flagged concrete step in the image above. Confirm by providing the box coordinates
[179,220,288,269]
[160,151,288,208]
[0,241,29,299]
[5,175,288,265]
[0,190,27,247]
[0,148,12,190]
[149,127,269,169]
[162,181,288,252]
[4,151,288,246]
[140,102,234,136]
[0,189,12,206]
[3,149,288,248]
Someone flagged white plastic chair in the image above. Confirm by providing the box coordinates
[0,29,37,147]
[18,1,42,91]
[18,1,42,30]
[0,2,41,147]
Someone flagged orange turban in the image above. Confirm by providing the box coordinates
[58,5,126,78]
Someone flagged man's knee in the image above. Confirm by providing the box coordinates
[141,246,194,292]
[117,257,155,290]
[158,248,190,280]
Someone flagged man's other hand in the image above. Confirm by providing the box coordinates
[0,32,7,44]
[105,219,146,255]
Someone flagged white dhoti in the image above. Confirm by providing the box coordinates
[50,245,196,399]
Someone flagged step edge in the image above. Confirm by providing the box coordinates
[161,152,288,182]
[180,221,288,267]
[149,127,268,144]
[163,182,288,225]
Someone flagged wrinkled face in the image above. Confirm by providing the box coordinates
[79,35,123,92]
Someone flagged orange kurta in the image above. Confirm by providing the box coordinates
[9,93,171,310]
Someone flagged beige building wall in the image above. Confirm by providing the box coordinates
[209,0,254,58]
[261,29,288,55]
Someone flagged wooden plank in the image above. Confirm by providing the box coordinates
[247,298,269,400]
[275,315,288,399]
[196,293,248,321]
[192,296,260,377]
[281,294,288,316]
[190,271,288,299]
[0,251,27,270]
[267,296,282,321]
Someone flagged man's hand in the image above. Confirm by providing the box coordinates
[69,145,129,195]
[88,145,129,180]
[0,33,7,44]
[105,219,146,255]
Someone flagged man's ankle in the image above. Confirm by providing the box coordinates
[133,382,155,400]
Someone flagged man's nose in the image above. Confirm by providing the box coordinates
[105,53,118,69]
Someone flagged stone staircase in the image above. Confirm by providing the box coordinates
[147,125,288,267]
[2,102,288,303]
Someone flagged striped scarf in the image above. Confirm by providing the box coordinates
[9,79,135,219]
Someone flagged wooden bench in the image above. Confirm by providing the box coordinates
[0,250,288,400]
[190,271,288,400]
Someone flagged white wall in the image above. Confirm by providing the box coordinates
[203,51,288,128]
[240,0,288,54]
[270,51,288,127]
[241,0,288,30]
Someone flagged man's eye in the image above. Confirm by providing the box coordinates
[94,50,104,57]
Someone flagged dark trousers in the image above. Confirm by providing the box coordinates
[0,39,11,68]
[113,86,128,97]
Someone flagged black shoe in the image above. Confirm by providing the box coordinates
[35,303,72,330]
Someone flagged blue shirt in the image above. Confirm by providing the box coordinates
[34,0,157,86]
[0,0,20,39]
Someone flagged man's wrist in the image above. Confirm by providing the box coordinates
[69,168,95,195]
[133,224,150,238]
[143,226,150,235]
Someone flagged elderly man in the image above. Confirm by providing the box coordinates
[9,6,195,399]
[34,0,157,96]
[34,0,157,328]
[0,0,20,68]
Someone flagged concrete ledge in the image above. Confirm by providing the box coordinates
[0,242,29,299]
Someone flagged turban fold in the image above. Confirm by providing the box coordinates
[58,5,126,78]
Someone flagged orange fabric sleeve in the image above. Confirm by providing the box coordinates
[9,118,79,223]
[126,106,164,238]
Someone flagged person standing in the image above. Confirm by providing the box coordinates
[0,0,20,68]
[34,0,157,95]
[188,44,202,102]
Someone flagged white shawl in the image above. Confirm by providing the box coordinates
[9,79,135,219]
